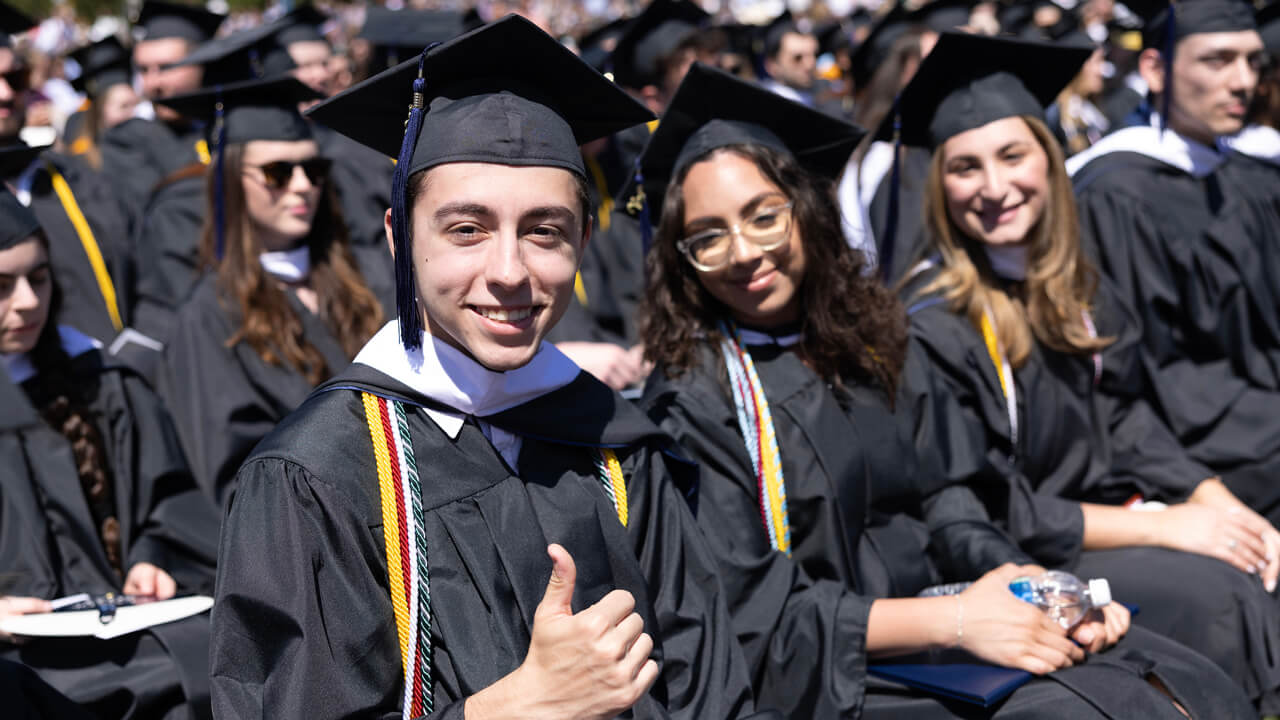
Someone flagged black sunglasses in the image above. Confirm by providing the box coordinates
[1,66,29,93]
[246,157,332,189]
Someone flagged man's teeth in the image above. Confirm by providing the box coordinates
[477,307,533,322]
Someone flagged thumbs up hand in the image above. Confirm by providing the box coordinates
[465,544,659,720]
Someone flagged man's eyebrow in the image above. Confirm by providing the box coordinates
[521,205,577,223]
[433,202,495,222]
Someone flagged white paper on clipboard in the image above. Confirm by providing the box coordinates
[0,595,213,640]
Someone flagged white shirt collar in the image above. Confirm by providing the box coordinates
[2,325,102,385]
[1066,115,1226,179]
[1221,124,1280,167]
[352,320,581,439]
[259,245,311,283]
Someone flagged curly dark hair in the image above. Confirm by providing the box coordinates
[639,143,908,397]
[21,235,123,579]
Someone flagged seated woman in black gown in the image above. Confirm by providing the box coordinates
[0,190,219,718]
[157,78,385,504]
[634,62,1254,719]
[895,33,1280,712]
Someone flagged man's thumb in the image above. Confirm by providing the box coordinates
[538,543,577,615]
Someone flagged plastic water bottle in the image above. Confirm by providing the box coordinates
[918,571,1112,630]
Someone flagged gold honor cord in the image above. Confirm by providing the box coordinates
[45,163,122,332]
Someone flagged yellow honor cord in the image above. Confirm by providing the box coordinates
[195,139,211,165]
[363,393,411,667]
[46,163,122,332]
[599,448,628,527]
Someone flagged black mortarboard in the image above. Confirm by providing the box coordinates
[1141,0,1257,49]
[874,31,1089,147]
[0,186,40,250]
[0,1,33,49]
[276,5,328,47]
[906,0,974,33]
[136,1,226,44]
[610,0,710,89]
[0,141,46,178]
[157,76,321,257]
[1256,2,1280,53]
[358,8,466,70]
[173,18,296,85]
[68,37,133,97]
[306,14,655,351]
[621,62,866,226]
[850,2,911,90]
[578,16,631,73]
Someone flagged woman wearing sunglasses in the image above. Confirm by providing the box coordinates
[634,63,1252,719]
[897,34,1280,712]
[157,77,384,505]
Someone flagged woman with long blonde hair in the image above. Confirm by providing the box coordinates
[157,77,384,505]
[901,32,1280,712]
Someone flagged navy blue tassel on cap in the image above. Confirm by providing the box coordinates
[212,89,226,260]
[391,50,431,351]
[880,104,902,283]
[630,159,653,254]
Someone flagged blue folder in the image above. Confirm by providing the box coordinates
[869,651,1031,707]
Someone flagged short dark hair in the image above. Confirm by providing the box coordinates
[765,24,810,61]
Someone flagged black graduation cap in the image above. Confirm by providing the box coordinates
[620,61,866,225]
[578,16,631,73]
[0,140,47,178]
[68,36,133,97]
[873,31,1089,148]
[136,0,226,44]
[610,0,710,89]
[1139,0,1256,49]
[172,18,296,85]
[906,0,975,33]
[816,19,855,57]
[849,2,911,90]
[1260,2,1280,53]
[0,186,40,250]
[305,14,655,351]
[0,0,34,49]
[358,8,467,70]
[276,5,328,47]
[156,76,321,258]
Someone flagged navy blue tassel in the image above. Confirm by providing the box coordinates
[633,158,653,254]
[880,107,902,283]
[1160,2,1176,134]
[213,91,226,260]
[391,51,431,350]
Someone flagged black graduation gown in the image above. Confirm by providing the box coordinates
[641,337,1253,719]
[868,145,932,283]
[313,124,395,249]
[568,210,646,345]
[905,266,1280,711]
[210,362,771,719]
[9,152,136,345]
[0,350,220,720]
[158,274,351,506]
[1073,150,1280,526]
[99,118,204,217]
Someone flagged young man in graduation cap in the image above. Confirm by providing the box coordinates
[210,15,775,720]
[99,0,225,214]
[1066,0,1280,528]
[0,2,134,349]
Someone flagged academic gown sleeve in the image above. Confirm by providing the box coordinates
[210,458,429,719]
[906,316,1086,569]
[644,373,874,719]
[114,369,220,593]
[898,343,1034,580]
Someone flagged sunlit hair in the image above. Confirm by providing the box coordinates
[641,144,907,397]
[917,115,1112,367]
[198,142,384,386]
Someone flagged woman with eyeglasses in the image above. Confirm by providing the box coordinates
[897,34,1280,712]
[634,63,1253,719]
[157,78,384,505]
[0,189,220,719]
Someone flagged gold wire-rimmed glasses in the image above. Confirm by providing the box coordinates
[677,201,795,272]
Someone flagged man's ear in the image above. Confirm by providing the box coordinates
[1138,47,1167,96]
[384,207,395,260]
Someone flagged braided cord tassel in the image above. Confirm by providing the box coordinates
[391,52,431,350]
[594,449,629,527]
[394,401,433,715]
